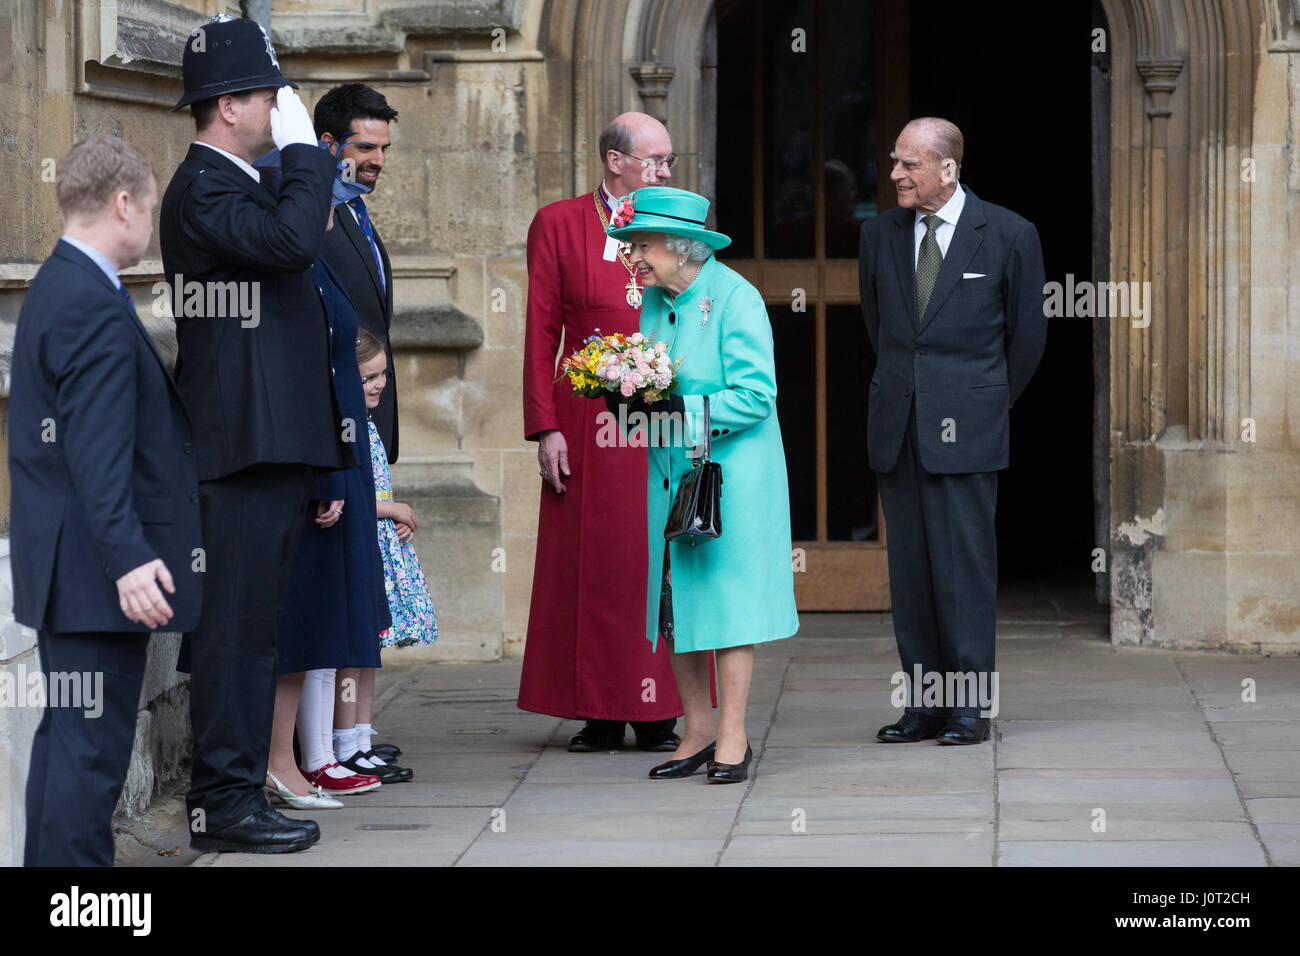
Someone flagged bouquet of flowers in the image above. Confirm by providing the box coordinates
[560,330,680,402]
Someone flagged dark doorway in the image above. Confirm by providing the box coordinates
[713,0,1099,610]
[906,2,1097,600]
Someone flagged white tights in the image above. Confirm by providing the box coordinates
[297,668,337,772]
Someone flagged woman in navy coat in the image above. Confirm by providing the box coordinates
[264,219,393,806]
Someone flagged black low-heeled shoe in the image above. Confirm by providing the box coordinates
[705,744,753,784]
[648,742,716,779]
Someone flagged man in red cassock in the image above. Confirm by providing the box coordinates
[519,112,684,751]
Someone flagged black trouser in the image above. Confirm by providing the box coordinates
[877,415,998,718]
[185,464,315,832]
[25,629,149,866]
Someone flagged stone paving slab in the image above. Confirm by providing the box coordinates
[997,840,1268,867]
[719,832,994,866]
[758,744,994,773]
[1205,721,1300,748]
[998,820,1257,841]
[203,807,489,867]
[1257,825,1300,865]
[177,607,1300,867]
[480,809,739,840]
[459,838,725,866]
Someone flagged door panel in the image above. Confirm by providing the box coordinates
[715,0,905,609]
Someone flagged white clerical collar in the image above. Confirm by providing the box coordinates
[194,141,261,183]
[60,234,120,289]
[915,183,966,228]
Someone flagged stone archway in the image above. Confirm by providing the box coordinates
[541,0,716,197]
[549,0,1273,648]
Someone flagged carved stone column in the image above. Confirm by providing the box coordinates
[629,62,675,121]
[1134,56,1182,441]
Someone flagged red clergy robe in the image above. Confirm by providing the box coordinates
[518,189,683,721]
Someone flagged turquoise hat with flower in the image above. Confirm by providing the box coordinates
[605,186,732,251]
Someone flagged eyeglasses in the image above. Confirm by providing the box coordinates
[619,150,679,171]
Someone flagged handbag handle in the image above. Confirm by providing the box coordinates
[698,396,711,465]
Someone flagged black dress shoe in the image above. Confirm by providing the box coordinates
[936,715,991,745]
[632,718,681,752]
[648,742,716,779]
[190,809,314,854]
[706,745,753,784]
[370,744,401,759]
[265,807,320,842]
[340,753,412,784]
[876,712,949,743]
[567,720,626,752]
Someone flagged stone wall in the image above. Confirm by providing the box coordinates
[1104,0,1300,654]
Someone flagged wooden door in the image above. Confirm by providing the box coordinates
[714,0,908,609]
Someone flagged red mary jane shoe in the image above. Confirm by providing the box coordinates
[302,762,381,794]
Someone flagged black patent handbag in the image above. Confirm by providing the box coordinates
[664,397,723,542]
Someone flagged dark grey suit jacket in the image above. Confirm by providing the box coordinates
[858,185,1047,475]
[321,205,399,463]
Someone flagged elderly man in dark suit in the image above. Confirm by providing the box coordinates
[160,14,351,853]
[9,134,203,866]
[859,117,1047,745]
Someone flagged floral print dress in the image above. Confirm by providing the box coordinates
[370,418,438,647]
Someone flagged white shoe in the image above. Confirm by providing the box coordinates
[265,771,345,809]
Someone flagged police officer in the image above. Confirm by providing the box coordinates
[160,14,352,854]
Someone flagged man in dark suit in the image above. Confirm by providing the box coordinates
[314,84,400,464]
[160,14,350,853]
[859,117,1047,745]
[9,134,203,865]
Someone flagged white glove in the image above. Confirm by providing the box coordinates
[269,86,318,150]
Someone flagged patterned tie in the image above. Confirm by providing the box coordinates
[347,198,386,295]
[118,283,135,312]
[915,214,944,321]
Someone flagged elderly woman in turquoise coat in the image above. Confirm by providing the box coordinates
[606,186,799,783]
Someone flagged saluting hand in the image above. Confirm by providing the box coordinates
[270,86,318,150]
[116,559,176,630]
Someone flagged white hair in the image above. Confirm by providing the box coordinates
[663,234,713,263]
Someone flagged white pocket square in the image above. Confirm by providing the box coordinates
[962,272,986,279]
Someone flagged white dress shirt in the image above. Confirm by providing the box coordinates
[912,184,966,266]
[193,141,261,183]
[60,234,120,289]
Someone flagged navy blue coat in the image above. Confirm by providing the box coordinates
[858,185,1047,474]
[274,256,389,673]
[160,142,353,481]
[8,241,203,633]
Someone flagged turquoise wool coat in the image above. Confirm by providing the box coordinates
[633,256,799,653]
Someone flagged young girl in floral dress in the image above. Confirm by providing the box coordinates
[357,330,438,648]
